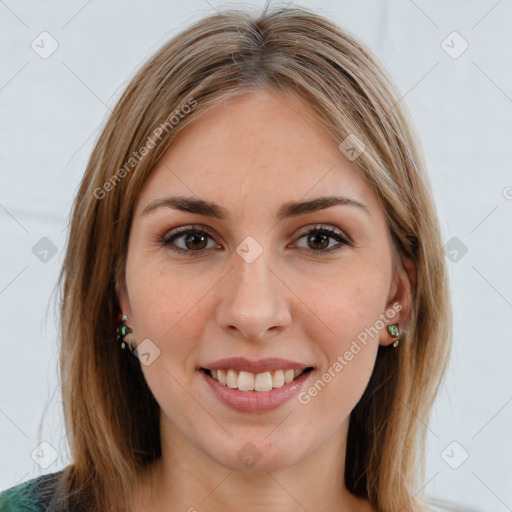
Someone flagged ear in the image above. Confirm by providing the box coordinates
[117,280,132,318]
[379,256,416,347]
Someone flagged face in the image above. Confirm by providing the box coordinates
[119,89,412,473]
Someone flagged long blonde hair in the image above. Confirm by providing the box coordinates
[55,4,451,511]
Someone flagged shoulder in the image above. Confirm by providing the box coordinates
[0,469,65,512]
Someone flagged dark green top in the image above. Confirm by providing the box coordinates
[0,470,474,511]
[0,470,64,512]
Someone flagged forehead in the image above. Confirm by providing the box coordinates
[134,89,379,219]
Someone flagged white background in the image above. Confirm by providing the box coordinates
[1,1,511,510]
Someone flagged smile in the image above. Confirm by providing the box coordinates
[199,366,315,413]
[201,367,314,392]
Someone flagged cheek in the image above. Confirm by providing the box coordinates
[293,265,387,401]
[126,258,215,357]
[296,284,382,425]
[296,264,388,346]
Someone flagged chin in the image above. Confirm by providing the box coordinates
[206,434,308,473]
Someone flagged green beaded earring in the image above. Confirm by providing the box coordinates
[387,323,400,348]
[116,314,134,352]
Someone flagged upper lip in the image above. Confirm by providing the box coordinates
[199,357,314,373]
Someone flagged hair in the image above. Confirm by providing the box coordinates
[53,3,452,511]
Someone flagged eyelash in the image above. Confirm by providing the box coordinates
[159,224,352,258]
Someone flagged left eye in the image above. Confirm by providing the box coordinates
[293,226,351,253]
[160,225,351,257]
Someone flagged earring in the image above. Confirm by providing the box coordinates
[387,323,400,348]
[116,313,134,352]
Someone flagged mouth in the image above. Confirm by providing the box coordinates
[200,366,315,392]
[199,364,315,413]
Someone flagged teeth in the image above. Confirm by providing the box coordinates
[226,369,238,389]
[238,371,255,391]
[207,367,308,392]
[272,369,285,388]
[254,371,273,391]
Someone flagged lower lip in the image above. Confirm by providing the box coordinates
[200,369,313,413]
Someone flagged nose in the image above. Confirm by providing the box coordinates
[215,252,292,342]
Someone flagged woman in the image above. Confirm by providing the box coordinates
[0,4,455,511]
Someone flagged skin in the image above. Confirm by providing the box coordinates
[118,88,416,512]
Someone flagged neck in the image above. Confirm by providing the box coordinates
[133,413,374,512]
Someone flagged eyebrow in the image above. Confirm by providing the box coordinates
[141,195,370,220]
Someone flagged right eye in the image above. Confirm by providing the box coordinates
[160,226,220,257]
